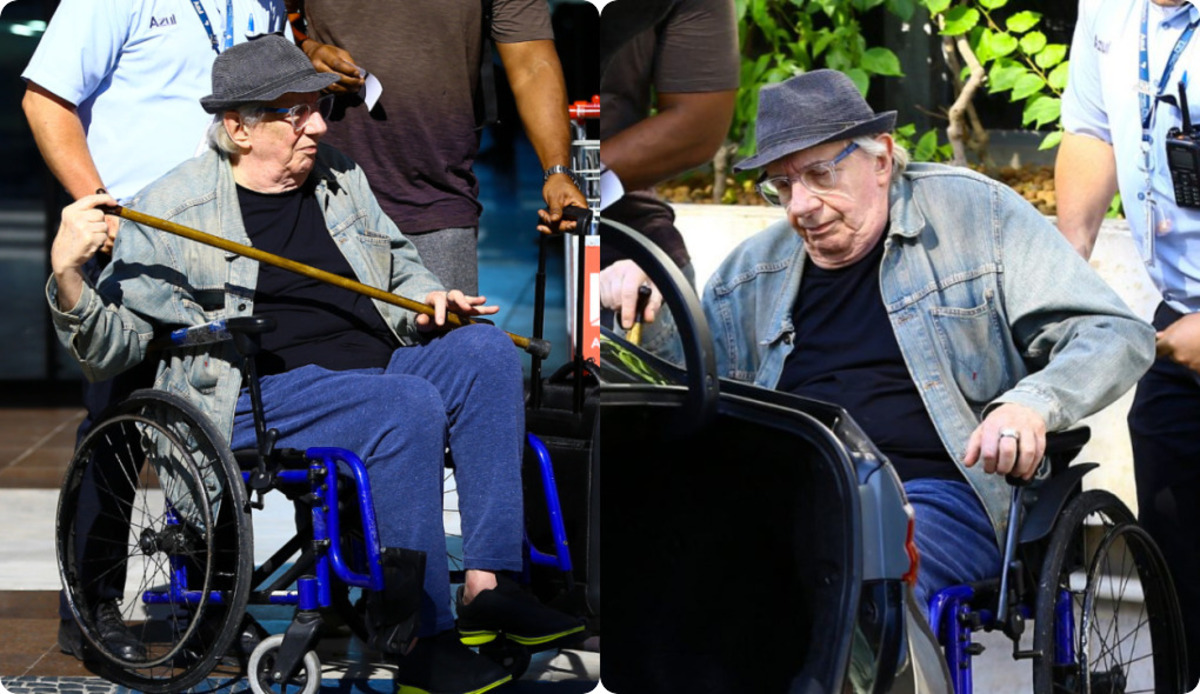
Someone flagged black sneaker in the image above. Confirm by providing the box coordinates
[456,575,585,649]
[394,630,511,694]
[59,601,148,662]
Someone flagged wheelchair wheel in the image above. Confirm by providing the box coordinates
[1031,489,1184,693]
[57,390,253,692]
[247,634,321,694]
[1079,522,1185,693]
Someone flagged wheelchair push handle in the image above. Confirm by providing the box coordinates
[102,204,551,360]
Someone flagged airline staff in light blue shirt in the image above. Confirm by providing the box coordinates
[20,0,283,663]
[22,0,285,207]
[1058,0,1200,687]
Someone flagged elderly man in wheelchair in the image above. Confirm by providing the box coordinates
[47,34,581,694]
[605,70,1183,692]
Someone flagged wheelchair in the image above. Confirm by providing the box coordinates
[55,315,580,693]
[928,428,1187,694]
[598,216,1187,693]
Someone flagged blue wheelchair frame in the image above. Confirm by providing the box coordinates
[924,435,1184,694]
[136,317,575,680]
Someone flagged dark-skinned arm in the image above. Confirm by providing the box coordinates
[284,0,364,94]
[495,39,586,232]
[599,89,736,191]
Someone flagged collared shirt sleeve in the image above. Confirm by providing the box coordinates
[21,0,131,107]
[1061,0,1114,143]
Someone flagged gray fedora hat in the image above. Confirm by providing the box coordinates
[734,69,896,172]
[200,34,339,114]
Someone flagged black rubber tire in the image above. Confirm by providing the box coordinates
[57,390,253,692]
[1078,521,1186,694]
[1030,489,1183,693]
[479,637,532,680]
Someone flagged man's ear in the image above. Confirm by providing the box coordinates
[224,111,251,150]
[876,134,894,173]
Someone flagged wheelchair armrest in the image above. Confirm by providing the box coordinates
[1044,426,1090,459]
[226,315,277,336]
[149,315,277,353]
[226,316,277,357]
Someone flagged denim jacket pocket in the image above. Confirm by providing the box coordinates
[353,228,393,285]
[184,348,223,395]
[928,292,1007,405]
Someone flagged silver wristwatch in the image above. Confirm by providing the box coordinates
[543,165,582,189]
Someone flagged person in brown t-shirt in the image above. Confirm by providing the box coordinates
[285,0,585,295]
[598,0,739,330]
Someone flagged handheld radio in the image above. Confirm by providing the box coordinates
[1165,80,1200,208]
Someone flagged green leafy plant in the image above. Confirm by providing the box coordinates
[916,0,1069,163]
[733,0,907,158]
[719,0,917,198]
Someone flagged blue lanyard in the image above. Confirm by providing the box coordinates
[1140,0,1200,134]
[191,0,235,55]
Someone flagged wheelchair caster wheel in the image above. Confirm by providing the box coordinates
[247,634,321,694]
[478,638,531,680]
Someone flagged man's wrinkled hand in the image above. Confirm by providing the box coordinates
[599,260,663,330]
[963,402,1047,480]
[1156,313,1200,374]
[52,193,117,275]
[301,40,364,94]
[417,289,500,330]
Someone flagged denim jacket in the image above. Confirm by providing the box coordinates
[48,144,444,444]
[696,163,1155,544]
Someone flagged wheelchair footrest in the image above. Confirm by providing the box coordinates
[366,547,426,655]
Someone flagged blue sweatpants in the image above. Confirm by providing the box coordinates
[905,478,1002,619]
[231,324,525,634]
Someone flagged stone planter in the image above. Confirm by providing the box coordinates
[673,204,1158,513]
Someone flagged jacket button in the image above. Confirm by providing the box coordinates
[238,303,247,311]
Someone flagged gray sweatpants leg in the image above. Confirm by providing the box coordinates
[406,226,479,296]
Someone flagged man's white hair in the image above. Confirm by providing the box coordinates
[206,105,266,155]
[853,134,910,181]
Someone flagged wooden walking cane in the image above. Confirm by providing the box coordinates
[101,204,552,359]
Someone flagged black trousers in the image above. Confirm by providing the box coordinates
[1129,302,1200,689]
[59,358,157,621]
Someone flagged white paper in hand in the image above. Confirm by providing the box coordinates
[360,70,383,112]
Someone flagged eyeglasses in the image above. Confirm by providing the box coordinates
[757,142,860,206]
[259,94,335,132]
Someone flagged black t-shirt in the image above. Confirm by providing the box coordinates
[237,183,398,375]
[776,233,960,482]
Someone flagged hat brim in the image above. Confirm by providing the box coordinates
[200,71,341,114]
[733,111,897,172]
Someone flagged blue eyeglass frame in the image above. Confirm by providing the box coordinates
[258,93,335,131]
[757,141,861,204]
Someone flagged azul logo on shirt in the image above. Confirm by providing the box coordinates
[149,14,177,28]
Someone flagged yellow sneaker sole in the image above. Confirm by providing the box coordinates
[458,623,585,648]
[395,673,511,694]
